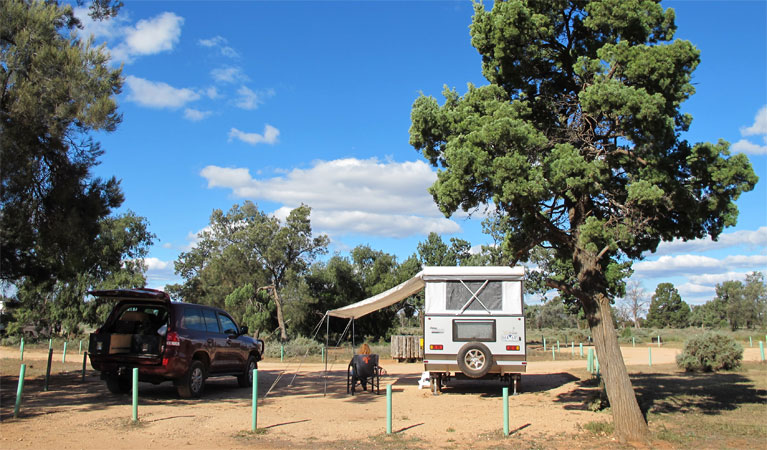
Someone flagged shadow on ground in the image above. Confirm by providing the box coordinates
[552,367,767,416]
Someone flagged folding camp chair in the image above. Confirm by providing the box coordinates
[347,354,381,395]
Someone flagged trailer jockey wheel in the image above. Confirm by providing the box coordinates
[457,342,493,378]
[430,373,443,395]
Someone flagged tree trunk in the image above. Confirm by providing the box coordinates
[272,287,288,342]
[584,293,649,443]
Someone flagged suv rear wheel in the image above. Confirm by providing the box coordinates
[105,374,131,394]
[176,360,206,398]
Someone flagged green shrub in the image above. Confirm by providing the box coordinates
[264,335,323,358]
[676,332,743,372]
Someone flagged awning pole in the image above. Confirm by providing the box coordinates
[324,312,329,397]
[352,318,355,350]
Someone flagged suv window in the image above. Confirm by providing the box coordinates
[202,309,220,333]
[181,307,206,332]
[219,314,238,335]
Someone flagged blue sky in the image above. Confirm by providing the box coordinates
[74,1,766,306]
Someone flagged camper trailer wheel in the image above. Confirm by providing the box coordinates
[457,342,493,378]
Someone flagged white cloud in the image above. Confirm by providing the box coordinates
[687,271,755,286]
[199,36,225,48]
[141,257,176,285]
[653,227,767,255]
[273,206,459,238]
[143,257,170,271]
[111,12,183,62]
[205,87,220,99]
[234,86,274,110]
[634,254,767,277]
[184,108,212,121]
[211,66,249,84]
[124,75,200,109]
[731,105,767,154]
[199,157,461,238]
[199,35,239,58]
[740,105,767,136]
[731,139,767,155]
[228,125,280,146]
[74,6,127,40]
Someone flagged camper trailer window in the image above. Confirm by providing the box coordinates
[446,281,503,311]
[452,319,495,342]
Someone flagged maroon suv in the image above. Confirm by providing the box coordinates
[88,288,264,398]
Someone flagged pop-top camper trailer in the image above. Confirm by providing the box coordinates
[421,266,525,393]
[327,266,526,394]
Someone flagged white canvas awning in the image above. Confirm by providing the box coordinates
[327,272,425,319]
[326,266,524,319]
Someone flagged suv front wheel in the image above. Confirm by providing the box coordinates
[176,360,206,398]
[238,355,258,387]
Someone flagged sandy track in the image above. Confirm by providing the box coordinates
[1,346,764,449]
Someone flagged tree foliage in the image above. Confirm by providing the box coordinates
[7,211,154,336]
[690,272,766,330]
[1,0,125,283]
[172,202,329,341]
[408,0,756,441]
[645,282,690,328]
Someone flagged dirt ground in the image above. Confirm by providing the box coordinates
[1,346,764,449]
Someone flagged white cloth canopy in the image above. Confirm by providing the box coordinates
[327,273,425,319]
[326,266,524,319]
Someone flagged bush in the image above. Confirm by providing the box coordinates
[264,335,323,358]
[676,332,743,372]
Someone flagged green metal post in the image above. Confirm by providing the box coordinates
[280,345,284,361]
[63,342,68,364]
[14,364,26,418]
[79,340,83,354]
[20,338,24,361]
[760,341,765,362]
[252,369,258,431]
[749,336,753,347]
[132,368,138,422]
[543,337,546,351]
[48,338,52,350]
[503,387,509,436]
[386,384,393,434]
[557,340,560,351]
[657,335,661,347]
[552,347,555,360]
[44,348,53,391]
[579,343,583,358]
[587,348,594,373]
[632,337,635,347]
[649,347,652,367]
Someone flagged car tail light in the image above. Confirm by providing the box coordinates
[162,358,169,366]
[166,331,180,346]
[506,345,520,351]
[429,344,443,350]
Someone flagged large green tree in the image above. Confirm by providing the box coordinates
[409,0,757,441]
[173,202,329,341]
[645,282,690,328]
[8,211,154,336]
[1,0,125,283]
